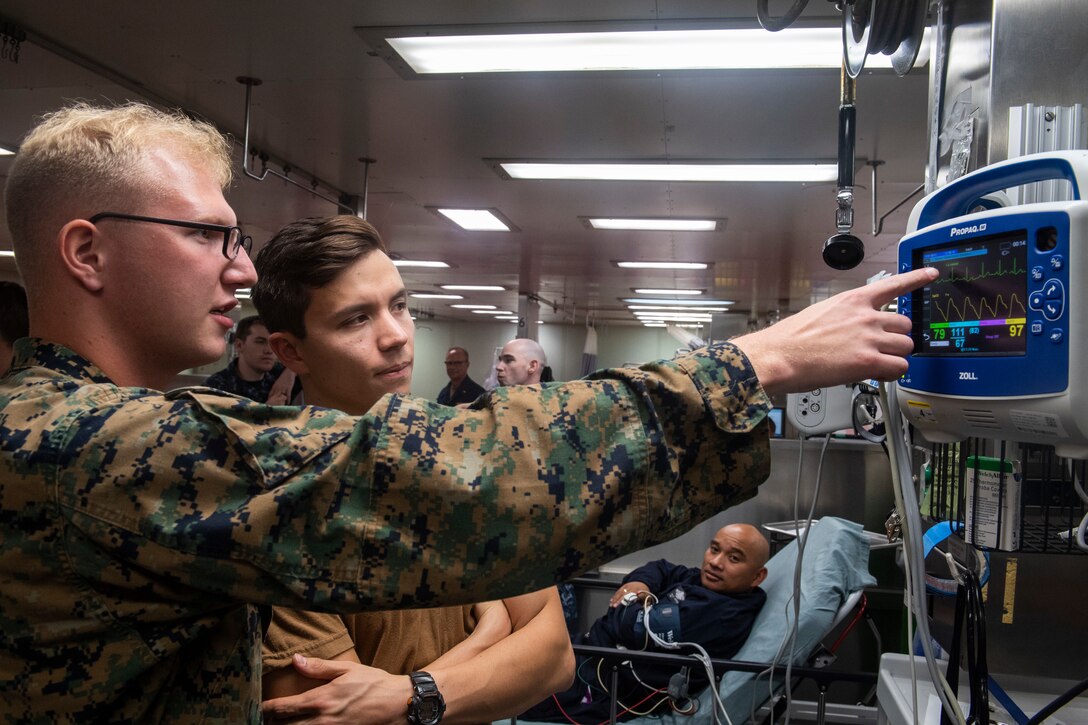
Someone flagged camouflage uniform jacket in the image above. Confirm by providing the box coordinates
[0,339,771,723]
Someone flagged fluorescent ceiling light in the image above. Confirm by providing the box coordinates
[442,284,506,291]
[235,287,251,299]
[622,297,734,306]
[674,323,705,329]
[643,322,667,328]
[393,259,450,268]
[628,305,729,312]
[472,309,515,315]
[384,27,926,74]
[0,146,14,157]
[501,162,836,183]
[435,208,511,231]
[495,316,519,321]
[634,313,714,322]
[634,288,703,295]
[615,261,708,270]
[451,304,496,309]
[411,292,464,299]
[594,219,718,232]
[0,250,15,258]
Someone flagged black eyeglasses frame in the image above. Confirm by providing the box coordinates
[88,212,253,260]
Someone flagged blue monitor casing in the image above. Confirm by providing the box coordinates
[896,151,1088,458]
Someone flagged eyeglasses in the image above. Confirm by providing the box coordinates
[89,212,253,260]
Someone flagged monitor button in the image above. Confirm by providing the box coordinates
[1050,254,1065,271]
[1043,279,1064,300]
[1030,321,1044,336]
[1049,328,1064,344]
[1043,299,1063,321]
[1029,291,1045,310]
[1031,266,1045,282]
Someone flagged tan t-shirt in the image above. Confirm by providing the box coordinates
[262,605,475,675]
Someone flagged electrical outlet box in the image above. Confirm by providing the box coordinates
[786,385,856,436]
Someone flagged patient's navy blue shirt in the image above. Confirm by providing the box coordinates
[524,559,766,722]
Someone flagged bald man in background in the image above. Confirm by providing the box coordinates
[495,337,549,386]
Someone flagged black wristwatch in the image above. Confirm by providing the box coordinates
[406,670,446,725]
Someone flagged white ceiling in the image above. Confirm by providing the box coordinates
[0,0,931,327]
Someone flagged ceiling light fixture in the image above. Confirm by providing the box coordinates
[0,250,15,258]
[430,207,517,232]
[393,259,450,268]
[498,161,837,183]
[633,313,714,322]
[634,288,703,295]
[621,297,733,306]
[372,27,927,75]
[615,261,708,270]
[441,284,507,291]
[472,309,516,315]
[451,304,497,309]
[592,218,720,232]
[411,292,465,300]
[628,305,730,312]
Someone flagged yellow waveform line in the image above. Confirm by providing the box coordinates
[933,293,1027,323]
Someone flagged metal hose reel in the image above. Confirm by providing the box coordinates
[843,0,929,78]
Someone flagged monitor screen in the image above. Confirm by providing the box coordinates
[767,407,785,438]
[911,230,1029,356]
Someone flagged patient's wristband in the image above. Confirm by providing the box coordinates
[406,671,446,725]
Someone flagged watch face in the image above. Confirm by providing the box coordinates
[419,700,439,722]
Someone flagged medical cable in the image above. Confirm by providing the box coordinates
[751,431,830,724]
[1023,675,1088,725]
[548,684,665,725]
[640,593,734,725]
[782,432,832,723]
[885,382,962,724]
[1070,462,1088,552]
[592,659,671,718]
[882,382,967,725]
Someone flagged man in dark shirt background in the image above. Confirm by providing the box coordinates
[204,315,296,403]
[523,524,770,722]
[437,345,486,405]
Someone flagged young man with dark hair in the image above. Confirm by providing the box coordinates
[252,215,573,723]
[204,315,297,403]
[0,100,935,722]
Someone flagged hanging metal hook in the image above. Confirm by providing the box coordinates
[237,76,361,214]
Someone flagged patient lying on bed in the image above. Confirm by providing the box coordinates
[521,524,770,723]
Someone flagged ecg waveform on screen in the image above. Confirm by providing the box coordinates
[929,256,1025,285]
[931,293,1027,323]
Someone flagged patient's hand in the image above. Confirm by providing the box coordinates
[609,581,650,608]
[262,654,410,725]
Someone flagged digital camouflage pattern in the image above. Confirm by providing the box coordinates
[0,338,771,723]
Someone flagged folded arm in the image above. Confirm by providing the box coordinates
[262,588,573,725]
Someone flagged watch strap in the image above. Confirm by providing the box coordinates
[406,670,446,725]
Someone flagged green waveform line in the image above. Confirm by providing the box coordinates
[932,292,1027,323]
[931,256,1026,284]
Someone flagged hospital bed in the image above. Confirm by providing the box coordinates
[508,516,878,725]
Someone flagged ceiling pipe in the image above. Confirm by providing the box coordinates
[238,76,364,215]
